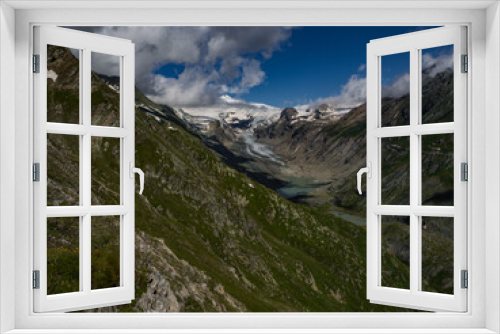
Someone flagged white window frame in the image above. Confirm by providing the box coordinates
[0,1,499,333]
[366,26,467,312]
[33,26,136,313]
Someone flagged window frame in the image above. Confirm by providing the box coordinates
[1,2,496,333]
[366,26,468,312]
[33,26,136,313]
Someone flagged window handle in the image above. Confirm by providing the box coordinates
[357,162,371,195]
[129,162,145,195]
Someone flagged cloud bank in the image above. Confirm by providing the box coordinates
[74,26,292,107]
[73,26,453,112]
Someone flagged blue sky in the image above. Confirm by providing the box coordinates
[77,26,453,108]
[154,26,438,107]
[237,27,435,107]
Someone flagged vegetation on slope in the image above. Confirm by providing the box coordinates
[46,45,453,312]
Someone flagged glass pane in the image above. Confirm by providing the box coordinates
[381,215,410,290]
[91,215,120,290]
[381,136,410,205]
[47,217,80,295]
[47,133,80,206]
[47,45,80,124]
[421,134,454,206]
[421,45,454,124]
[91,52,121,127]
[91,137,120,205]
[421,217,454,294]
[381,52,410,127]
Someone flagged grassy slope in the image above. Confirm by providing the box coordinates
[46,46,429,312]
[130,100,410,312]
[324,68,455,212]
[251,68,455,298]
[327,69,455,295]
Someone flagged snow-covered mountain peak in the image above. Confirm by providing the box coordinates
[174,96,354,136]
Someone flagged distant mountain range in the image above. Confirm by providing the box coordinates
[178,67,454,216]
[176,95,349,135]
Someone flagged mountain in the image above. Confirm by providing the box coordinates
[46,45,417,312]
[252,69,455,295]
[251,68,454,213]
[180,67,455,297]
[176,96,349,148]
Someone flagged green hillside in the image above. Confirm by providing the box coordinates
[45,45,452,312]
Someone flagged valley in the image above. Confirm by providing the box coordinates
[179,98,367,217]
[46,45,455,313]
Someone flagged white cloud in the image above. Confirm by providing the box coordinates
[229,59,266,94]
[381,52,452,98]
[91,52,121,77]
[72,26,291,107]
[422,52,453,77]
[147,67,220,106]
[207,35,237,62]
[313,74,367,109]
[72,26,453,110]
[382,72,410,98]
[308,52,453,110]
[96,26,205,79]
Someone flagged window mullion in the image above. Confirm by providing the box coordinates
[409,48,420,294]
[119,56,124,288]
[78,48,84,293]
[82,48,92,294]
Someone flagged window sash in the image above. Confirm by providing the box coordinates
[366,26,468,312]
[32,26,136,313]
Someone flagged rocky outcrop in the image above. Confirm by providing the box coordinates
[280,108,298,122]
[206,120,238,148]
[133,231,247,312]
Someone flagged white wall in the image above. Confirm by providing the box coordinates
[0,2,16,333]
[486,2,500,332]
[2,4,495,332]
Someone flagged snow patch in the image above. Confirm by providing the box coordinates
[47,70,58,82]
[179,97,281,132]
[108,84,120,92]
